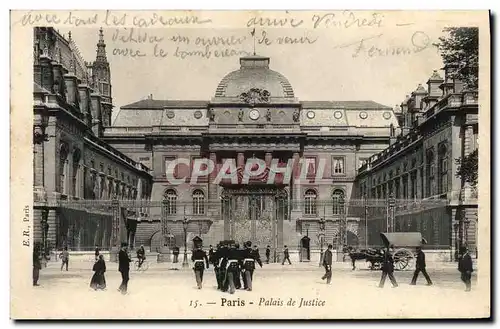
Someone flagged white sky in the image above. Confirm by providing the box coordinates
[56,11,455,122]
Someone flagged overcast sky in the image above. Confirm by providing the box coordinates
[57,12,455,121]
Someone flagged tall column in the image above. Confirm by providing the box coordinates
[208,152,218,218]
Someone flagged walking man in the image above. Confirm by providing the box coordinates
[458,246,473,292]
[33,243,42,286]
[118,243,131,295]
[60,247,69,271]
[265,245,271,264]
[410,246,433,286]
[321,244,333,284]
[224,242,240,294]
[208,245,216,266]
[191,245,209,289]
[281,245,291,265]
[378,247,398,288]
[173,245,180,263]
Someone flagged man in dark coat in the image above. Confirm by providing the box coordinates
[217,242,229,291]
[234,243,243,289]
[208,245,216,266]
[321,244,333,284]
[224,242,240,294]
[33,243,42,286]
[242,242,263,291]
[118,243,131,295]
[191,245,210,289]
[265,245,271,264]
[458,246,473,292]
[282,245,291,265]
[410,246,433,285]
[378,247,398,288]
[172,245,180,263]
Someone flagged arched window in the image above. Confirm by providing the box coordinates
[164,189,177,215]
[59,144,69,195]
[332,189,345,215]
[425,150,435,197]
[304,189,317,215]
[192,190,205,215]
[438,144,448,194]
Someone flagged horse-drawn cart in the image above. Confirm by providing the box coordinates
[348,232,427,271]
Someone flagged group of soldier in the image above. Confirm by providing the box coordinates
[190,240,263,294]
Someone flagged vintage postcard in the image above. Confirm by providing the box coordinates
[10,10,490,319]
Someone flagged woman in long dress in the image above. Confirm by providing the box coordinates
[90,254,106,290]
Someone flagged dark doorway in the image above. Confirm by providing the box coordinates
[300,236,311,261]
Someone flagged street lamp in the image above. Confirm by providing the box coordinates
[182,217,189,268]
[318,217,325,267]
[388,193,395,232]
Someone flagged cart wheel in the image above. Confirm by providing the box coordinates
[394,249,413,271]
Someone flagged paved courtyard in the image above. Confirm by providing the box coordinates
[26,259,488,319]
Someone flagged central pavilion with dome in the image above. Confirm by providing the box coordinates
[103,55,400,258]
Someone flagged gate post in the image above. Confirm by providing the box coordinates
[110,199,120,262]
[158,200,171,263]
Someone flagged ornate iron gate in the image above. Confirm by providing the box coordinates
[221,187,287,249]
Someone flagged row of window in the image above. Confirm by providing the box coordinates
[162,189,346,216]
[359,143,449,199]
[58,144,143,199]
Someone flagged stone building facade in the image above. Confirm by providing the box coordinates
[354,64,479,260]
[103,55,400,254]
[33,27,152,252]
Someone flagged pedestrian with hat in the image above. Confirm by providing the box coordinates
[458,246,473,292]
[410,246,433,286]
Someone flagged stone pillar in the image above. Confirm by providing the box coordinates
[292,152,301,212]
[64,73,79,107]
[110,199,120,262]
[208,152,218,217]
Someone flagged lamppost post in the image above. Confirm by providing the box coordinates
[318,217,325,267]
[388,193,395,233]
[453,222,459,261]
[305,223,310,237]
[182,216,189,268]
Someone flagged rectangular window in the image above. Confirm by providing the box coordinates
[332,157,345,175]
[305,157,317,176]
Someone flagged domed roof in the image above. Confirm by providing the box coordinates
[214,55,295,99]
